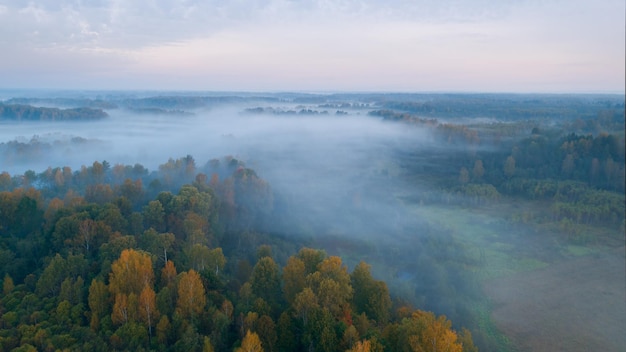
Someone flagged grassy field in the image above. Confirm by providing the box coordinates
[409,199,625,352]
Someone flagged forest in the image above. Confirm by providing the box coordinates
[0,91,624,352]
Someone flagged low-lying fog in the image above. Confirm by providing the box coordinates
[1,105,421,173]
[0,102,440,237]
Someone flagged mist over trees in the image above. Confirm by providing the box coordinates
[0,91,624,351]
[0,103,108,121]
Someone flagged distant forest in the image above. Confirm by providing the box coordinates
[0,103,108,121]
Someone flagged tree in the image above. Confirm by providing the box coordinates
[347,340,372,352]
[138,285,159,338]
[277,312,297,351]
[504,156,516,178]
[293,288,319,325]
[55,300,72,328]
[188,244,211,271]
[88,279,109,330]
[317,318,338,352]
[351,262,375,316]
[562,154,575,177]
[458,328,478,352]
[316,256,351,288]
[109,249,154,296]
[59,276,84,305]
[256,315,277,352]
[161,260,177,289]
[3,273,14,295]
[75,219,112,256]
[316,278,347,318]
[112,293,130,325]
[78,218,96,253]
[184,212,209,245]
[283,256,306,304]
[239,282,254,312]
[156,315,171,345]
[250,257,281,308]
[176,269,206,321]
[236,330,264,352]
[408,311,462,352]
[0,171,11,190]
[342,325,360,350]
[85,184,114,204]
[472,160,484,181]
[242,312,259,338]
[458,167,469,185]
[36,253,87,297]
[367,281,392,324]
[297,247,326,275]
[118,178,144,205]
[140,229,175,264]
[143,200,166,232]
[221,299,234,322]
[256,245,273,260]
[203,336,215,352]
[207,247,227,275]
[307,256,353,318]
[351,262,391,324]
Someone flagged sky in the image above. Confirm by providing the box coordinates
[0,0,624,93]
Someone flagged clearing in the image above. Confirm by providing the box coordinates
[484,246,626,352]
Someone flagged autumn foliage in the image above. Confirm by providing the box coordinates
[0,157,477,351]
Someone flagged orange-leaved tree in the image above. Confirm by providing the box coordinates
[109,249,154,295]
[176,269,206,321]
[236,330,264,352]
[138,285,159,338]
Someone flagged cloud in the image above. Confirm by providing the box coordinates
[0,0,518,50]
[0,0,623,92]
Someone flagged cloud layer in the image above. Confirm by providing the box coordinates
[0,0,624,92]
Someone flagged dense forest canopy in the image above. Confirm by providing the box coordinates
[0,91,624,352]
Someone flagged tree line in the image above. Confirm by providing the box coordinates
[0,103,108,121]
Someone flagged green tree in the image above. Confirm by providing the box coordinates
[256,315,277,352]
[277,312,297,351]
[143,200,166,232]
[207,247,227,275]
[88,279,109,330]
[250,257,282,309]
[36,254,87,297]
[156,315,172,345]
[297,248,326,275]
[351,261,391,324]
[188,243,211,272]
